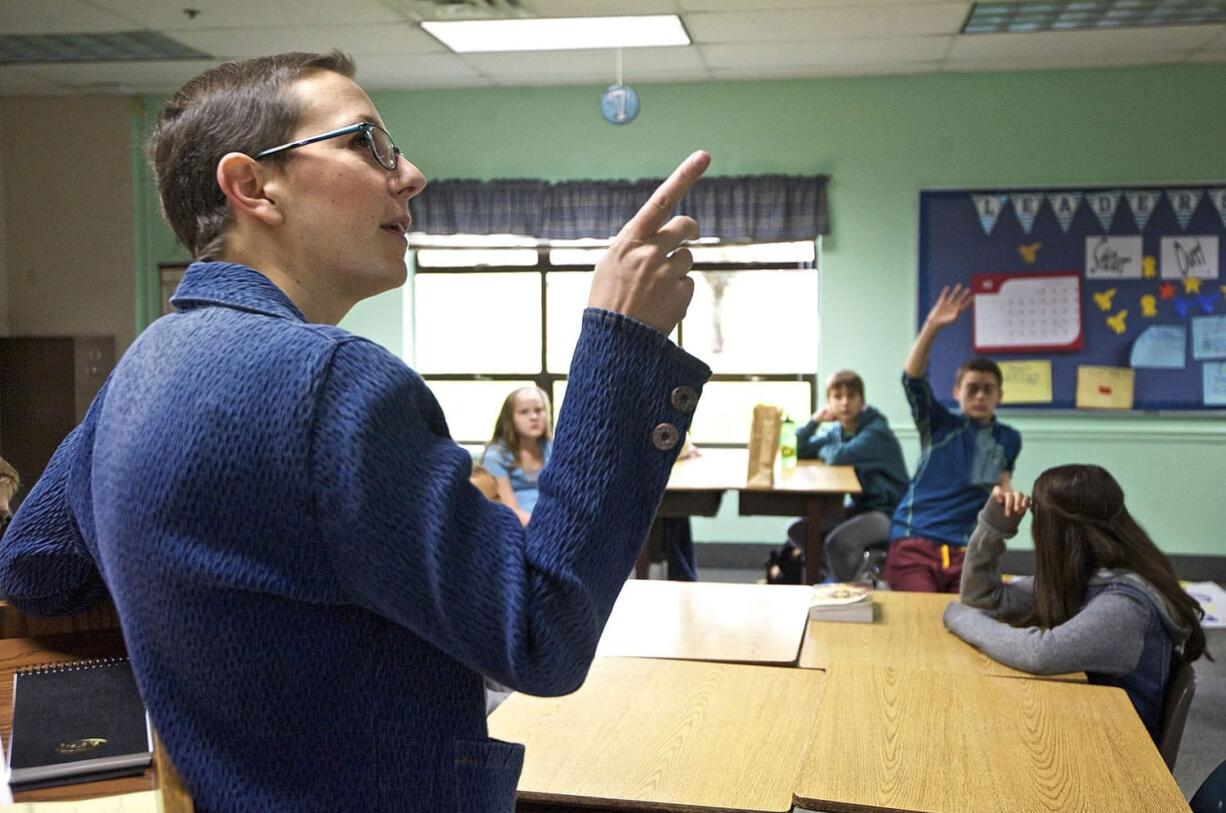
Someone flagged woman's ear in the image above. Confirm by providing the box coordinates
[216,152,283,227]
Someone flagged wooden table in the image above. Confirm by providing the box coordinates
[798,590,1085,681]
[643,448,861,583]
[0,600,121,639]
[595,580,815,664]
[488,657,825,812]
[0,631,193,810]
[793,663,1190,813]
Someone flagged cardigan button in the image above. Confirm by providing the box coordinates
[669,386,698,413]
[651,423,680,451]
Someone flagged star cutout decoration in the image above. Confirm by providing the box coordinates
[1159,282,1176,300]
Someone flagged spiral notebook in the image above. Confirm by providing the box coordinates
[6,658,152,789]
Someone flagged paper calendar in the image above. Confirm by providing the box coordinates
[972,272,1084,353]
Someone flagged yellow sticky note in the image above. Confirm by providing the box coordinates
[1076,366,1135,410]
[999,360,1052,404]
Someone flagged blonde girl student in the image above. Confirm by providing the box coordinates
[944,464,1209,740]
[484,386,553,526]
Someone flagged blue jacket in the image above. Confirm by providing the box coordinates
[796,406,908,515]
[890,374,1021,546]
[0,262,710,813]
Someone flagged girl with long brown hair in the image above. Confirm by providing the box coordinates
[944,464,1208,740]
[482,386,553,527]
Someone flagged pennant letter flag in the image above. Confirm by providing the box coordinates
[1009,193,1044,234]
[1167,189,1203,231]
[1047,192,1083,233]
[1087,190,1121,232]
[1125,190,1160,231]
[971,194,1008,235]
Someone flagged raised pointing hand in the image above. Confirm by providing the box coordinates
[925,284,974,330]
[588,150,711,334]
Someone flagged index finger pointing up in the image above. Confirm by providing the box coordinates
[618,150,710,241]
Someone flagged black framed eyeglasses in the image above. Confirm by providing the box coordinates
[254,122,401,171]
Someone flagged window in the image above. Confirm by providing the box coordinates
[408,236,818,447]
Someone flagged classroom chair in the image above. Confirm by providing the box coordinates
[1158,660,1197,771]
[1191,758,1226,813]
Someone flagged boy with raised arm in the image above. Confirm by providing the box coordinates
[885,284,1021,592]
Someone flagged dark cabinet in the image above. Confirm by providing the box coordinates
[0,336,114,506]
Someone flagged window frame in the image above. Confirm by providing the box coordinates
[412,243,819,447]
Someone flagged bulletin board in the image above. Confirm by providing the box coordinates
[918,185,1226,412]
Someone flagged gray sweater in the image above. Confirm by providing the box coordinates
[943,499,1190,676]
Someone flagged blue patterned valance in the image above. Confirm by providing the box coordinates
[408,174,829,241]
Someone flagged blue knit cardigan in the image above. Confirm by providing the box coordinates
[0,262,710,812]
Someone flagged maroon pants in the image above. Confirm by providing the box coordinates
[884,537,966,593]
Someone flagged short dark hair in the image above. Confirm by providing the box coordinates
[148,51,356,261]
[825,369,864,400]
[955,357,1002,388]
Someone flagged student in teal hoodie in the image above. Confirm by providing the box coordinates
[793,370,909,582]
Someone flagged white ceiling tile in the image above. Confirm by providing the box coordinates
[166,23,444,59]
[686,4,969,43]
[0,0,137,34]
[702,35,949,68]
[86,0,403,30]
[525,0,682,15]
[353,53,486,89]
[948,25,1222,61]
[710,60,940,80]
[20,60,221,93]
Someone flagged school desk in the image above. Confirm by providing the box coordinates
[798,590,1086,681]
[793,663,1190,813]
[642,448,861,583]
[487,656,825,813]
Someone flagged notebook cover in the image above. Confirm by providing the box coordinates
[7,658,152,786]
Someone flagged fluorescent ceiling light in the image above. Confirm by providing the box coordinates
[421,15,690,53]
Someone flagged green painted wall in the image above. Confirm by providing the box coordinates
[135,63,1226,555]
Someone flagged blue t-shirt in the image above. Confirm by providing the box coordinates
[890,373,1021,546]
[483,439,553,514]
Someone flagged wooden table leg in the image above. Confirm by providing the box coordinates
[804,497,824,585]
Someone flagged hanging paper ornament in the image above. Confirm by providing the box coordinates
[600,49,639,125]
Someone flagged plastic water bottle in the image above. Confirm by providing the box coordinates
[779,414,798,471]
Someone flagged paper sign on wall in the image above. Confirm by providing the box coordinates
[1192,315,1226,360]
[1130,325,1186,369]
[1076,366,1135,410]
[998,360,1052,404]
[1085,236,1144,278]
[1205,362,1226,407]
[972,272,1083,353]
[1160,236,1219,279]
